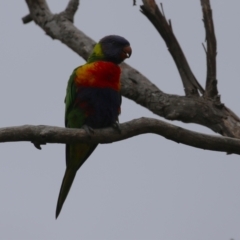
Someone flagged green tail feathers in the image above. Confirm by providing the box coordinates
[56,143,98,218]
[56,168,77,219]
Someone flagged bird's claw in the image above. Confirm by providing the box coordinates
[82,125,94,135]
[112,121,121,133]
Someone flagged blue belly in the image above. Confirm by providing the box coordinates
[76,87,121,128]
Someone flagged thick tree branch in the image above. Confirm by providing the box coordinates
[23,0,240,139]
[140,0,204,96]
[24,0,94,59]
[1,118,240,155]
[201,0,218,98]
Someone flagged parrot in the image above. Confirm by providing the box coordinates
[55,35,132,218]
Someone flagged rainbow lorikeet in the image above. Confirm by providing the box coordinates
[56,35,132,218]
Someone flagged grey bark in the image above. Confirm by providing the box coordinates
[7,0,239,152]
[1,118,240,155]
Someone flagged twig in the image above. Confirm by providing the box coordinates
[201,0,218,98]
[140,0,204,96]
[22,14,33,24]
[202,42,207,54]
[160,3,166,19]
[1,118,240,155]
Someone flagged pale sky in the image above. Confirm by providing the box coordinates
[0,0,240,239]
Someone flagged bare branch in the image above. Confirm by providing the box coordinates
[64,0,79,22]
[140,0,204,96]
[201,0,218,98]
[23,0,240,139]
[1,118,240,155]
[24,0,94,60]
[22,14,33,24]
[24,0,52,27]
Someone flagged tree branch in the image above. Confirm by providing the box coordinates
[63,0,79,22]
[1,118,240,155]
[201,0,218,99]
[23,0,240,139]
[22,14,33,24]
[140,0,204,96]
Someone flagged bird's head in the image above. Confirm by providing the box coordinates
[88,35,132,64]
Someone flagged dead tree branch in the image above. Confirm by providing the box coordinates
[22,14,32,24]
[1,118,240,155]
[140,0,204,96]
[22,0,240,140]
[63,0,79,22]
[201,0,218,98]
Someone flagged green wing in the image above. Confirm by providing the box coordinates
[64,68,78,127]
[64,67,86,129]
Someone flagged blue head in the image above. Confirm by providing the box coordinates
[88,35,132,64]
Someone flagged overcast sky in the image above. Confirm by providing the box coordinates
[1,0,240,239]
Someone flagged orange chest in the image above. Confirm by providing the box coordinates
[75,61,121,91]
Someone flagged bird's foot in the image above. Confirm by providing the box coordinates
[112,121,121,133]
[82,125,94,136]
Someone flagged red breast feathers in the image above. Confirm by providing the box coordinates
[74,61,121,91]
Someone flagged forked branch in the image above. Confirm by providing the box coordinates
[22,0,240,140]
[140,0,204,96]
